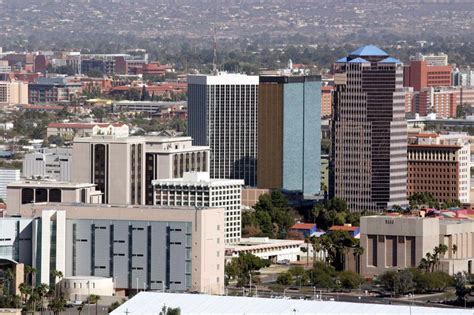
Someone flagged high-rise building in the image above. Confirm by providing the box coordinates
[321,85,333,118]
[258,75,321,196]
[330,45,407,212]
[72,135,209,205]
[187,73,259,186]
[403,60,452,92]
[153,172,243,244]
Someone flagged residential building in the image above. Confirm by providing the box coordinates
[6,180,102,216]
[187,73,259,186]
[0,169,20,201]
[153,172,243,244]
[258,75,321,197]
[0,204,224,295]
[0,81,28,105]
[407,133,470,203]
[288,223,317,238]
[321,85,333,117]
[361,214,474,277]
[47,122,129,140]
[414,87,457,118]
[22,147,73,181]
[403,60,452,92]
[330,45,407,212]
[72,135,209,205]
[28,77,82,104]
[404,87,414,113]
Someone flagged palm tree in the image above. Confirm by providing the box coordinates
[50,270,63,297]
[49,297,66,315]
[311,236,323,263]
[24,265,37,286]
[34,283,50,311]
[353,243,364,274]
[3,268,14,295]
[87,294,101,315]
[18,282,32,304]
[452,244,458,257]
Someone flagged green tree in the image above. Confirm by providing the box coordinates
[225,253,270,286]
[276,272,292,285]
[49,297,66,315]
[338,271,363,290]
[91,107,107,122]
[87,294,101,315]
[454,272,471,303]
[159,304,181,315]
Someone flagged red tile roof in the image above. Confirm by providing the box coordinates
[290,223,316,230]
[329,225,359,232]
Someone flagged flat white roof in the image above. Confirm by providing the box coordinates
[187,72,259,85]
[111,292,470,315]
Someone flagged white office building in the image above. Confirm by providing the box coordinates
[0,168,20,201]
[187,73,259,186]
[22,147,73,181]
[153,172,243,244]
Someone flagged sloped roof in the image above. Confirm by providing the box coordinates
[348,57,369,64]
[336,57,348,63]
[379,57,401,64]
[350,45,388,57]
[290,223,316,230]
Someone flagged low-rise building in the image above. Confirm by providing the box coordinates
[7,180,102,216]
[47,122,129,140]
[59,276,114,300]
[28,77,82,104]
[153,172,243,244]
[225,237,304,263]
[361,214,474,278]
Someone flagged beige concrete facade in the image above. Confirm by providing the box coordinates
[72,135,209,205]
[31,203,225,295]
[6,181,102,216]
[361,215,474,277]
[0,81,28,105]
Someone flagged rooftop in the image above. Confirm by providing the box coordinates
[111,292,470,315]
[349,45,389,57]
[7,181,96,189]
[290,223,317,230]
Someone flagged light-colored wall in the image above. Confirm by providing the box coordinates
[360,216,439,277]
[60,277,114,300]
[31,204,225,295]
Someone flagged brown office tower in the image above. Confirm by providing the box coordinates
[330,45,408,212]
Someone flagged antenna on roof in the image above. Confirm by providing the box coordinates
[212,23,218,75]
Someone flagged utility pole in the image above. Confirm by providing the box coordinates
[249,272,252,296]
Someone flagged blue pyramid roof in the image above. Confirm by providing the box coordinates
[350,45,388,57]
[379,57,401,64]
[336,57,348,63]
[348,57,369,63]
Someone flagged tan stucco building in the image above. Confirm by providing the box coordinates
[361,215,474,278]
